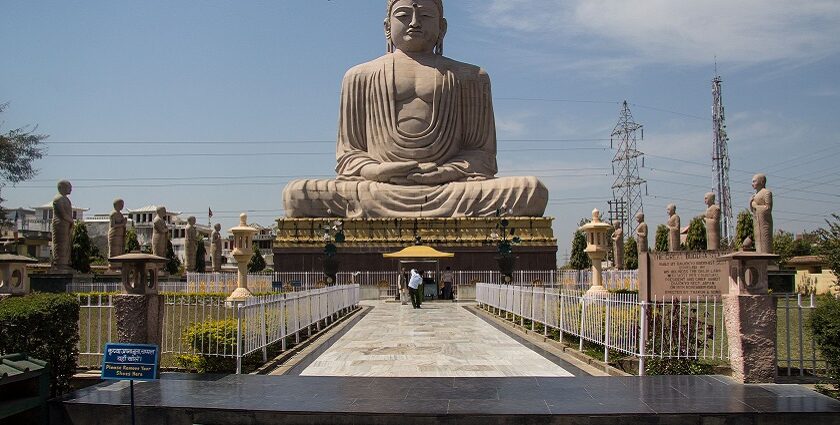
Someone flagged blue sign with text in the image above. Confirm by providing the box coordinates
[101,343,159,381]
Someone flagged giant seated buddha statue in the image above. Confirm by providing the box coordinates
[283,0,548,218]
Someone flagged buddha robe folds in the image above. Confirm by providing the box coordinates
[283,54,548,218]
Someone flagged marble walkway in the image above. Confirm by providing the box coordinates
[297,301,577,378]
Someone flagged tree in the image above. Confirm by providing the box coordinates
[71,222,92,273]
[735,209,754,249]
[624,237,638,270]
[0,103,47,223]
[248,247,266,273]
[125,227,141,253]
[195,237,207,273]
[165,240,180,275]
[685,216,707,251]
[774,230,815,267]
[816,214,840,281]
[655,224,669,252]
[569,230,591,270]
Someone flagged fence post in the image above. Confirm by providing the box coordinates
[281,295,287,352]
[604,296,611,365]
[260,301,268,363]
[579,299,586,352]
[543,289,548,337]
[638,301,647,376]
[236,305,243,375]
[530,288,536,332]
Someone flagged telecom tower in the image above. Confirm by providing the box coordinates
[712,74,734,242]
[610,101,647,237]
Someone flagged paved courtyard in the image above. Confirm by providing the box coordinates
[298,301,577,378]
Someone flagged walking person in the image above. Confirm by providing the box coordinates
[442,266,454,301]
[408,269,422,309]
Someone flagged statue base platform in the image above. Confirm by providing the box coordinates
[273,217,558,272]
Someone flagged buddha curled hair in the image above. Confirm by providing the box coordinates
[385,0,445,55]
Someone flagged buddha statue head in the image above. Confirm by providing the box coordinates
[385,0,447,55]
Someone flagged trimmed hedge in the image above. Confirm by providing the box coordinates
[0,293,80,397]
[811,295,840,392]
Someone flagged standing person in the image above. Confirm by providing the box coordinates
[442,266,454,300]
[417,270,424,307]
[400,267,410,305]
[408,269,422,309]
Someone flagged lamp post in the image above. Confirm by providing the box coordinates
[579,209,612,296]
[227,213,257,303]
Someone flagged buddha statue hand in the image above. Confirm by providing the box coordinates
[360,161,422,184]
[408,164,463,185]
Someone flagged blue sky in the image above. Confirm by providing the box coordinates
[2,0,839,263]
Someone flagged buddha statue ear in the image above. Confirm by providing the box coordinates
[384,19,395,53]
[435,17,448,55]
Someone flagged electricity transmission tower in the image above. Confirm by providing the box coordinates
[610,101,647,237]
[712,74,734,242]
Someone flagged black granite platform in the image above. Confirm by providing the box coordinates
[51,374,840,424]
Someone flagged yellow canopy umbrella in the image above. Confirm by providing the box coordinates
[382,245,455,259]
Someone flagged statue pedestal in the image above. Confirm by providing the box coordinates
[720,251,780,383]
[114,294,164,348]
[273,217,557,273]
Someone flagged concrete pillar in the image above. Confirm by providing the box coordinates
[721,251,780,383]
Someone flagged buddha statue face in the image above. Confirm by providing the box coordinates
[385,0,447,54]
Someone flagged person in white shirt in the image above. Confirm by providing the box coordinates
[408,269,423,309]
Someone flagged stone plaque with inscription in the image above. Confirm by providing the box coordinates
[639,251,729,300]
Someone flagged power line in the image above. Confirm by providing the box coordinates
[46,147,609,158]
[43,138,613,145]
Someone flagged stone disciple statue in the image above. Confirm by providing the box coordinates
[704,192,721,251]
[108,198,127,260]
[750,174,774,254]
[667,204,681,252]
[184,216,197,272]
[635,213,648,253]
[211,223,222,272]
[51,180,74,271]
[152,206,169,258]
[611,221,624,269]
[282,0,548,218]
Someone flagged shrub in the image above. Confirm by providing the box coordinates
[176,319,237,373]
[71,221,93,273]
[811,295,840,393]
[624,237,638,270]
[645,358,714,375]
[0,293,80,396]
[654,224,668,252]
[685,216,707,251]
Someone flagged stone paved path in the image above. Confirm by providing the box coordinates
[299,301,575,377]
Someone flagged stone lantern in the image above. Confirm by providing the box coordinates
[0,254,37,297]
[109,253,167,295]
[579,209,612,296]
[108,252,167,347]
[227,213,258,303]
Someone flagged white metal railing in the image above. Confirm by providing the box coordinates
[184,272,276,293]
[76,285,360,372]
[476,283,727,375]
[76,294,117,366]
[776,293,826,377]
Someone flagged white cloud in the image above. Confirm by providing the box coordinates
[473,0,840,67]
